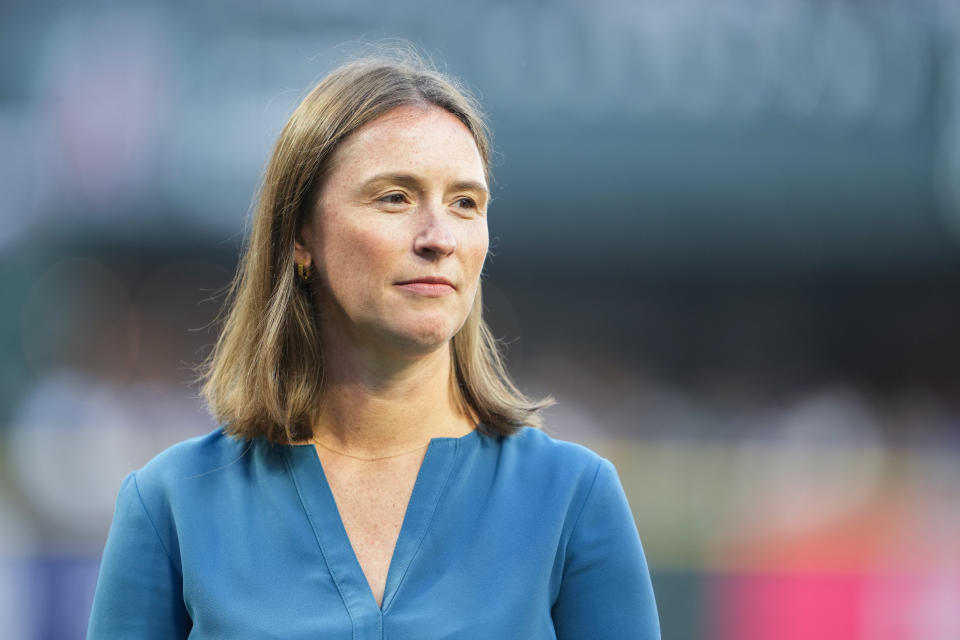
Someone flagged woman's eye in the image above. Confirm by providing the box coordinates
[380,193,406,205]
[455,197,477,210]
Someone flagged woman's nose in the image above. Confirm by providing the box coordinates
[413,205,457,258]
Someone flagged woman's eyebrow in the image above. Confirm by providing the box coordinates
[358,174,489,199]
[449,181,489,198]
[358,173,422,193]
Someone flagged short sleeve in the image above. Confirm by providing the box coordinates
[87,472,191,639]
[551,459,661,640]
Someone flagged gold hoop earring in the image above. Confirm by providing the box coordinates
[295,262,312,282]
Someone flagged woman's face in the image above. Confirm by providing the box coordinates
[295,104,490,357]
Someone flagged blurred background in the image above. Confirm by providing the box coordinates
[2,0,960,637]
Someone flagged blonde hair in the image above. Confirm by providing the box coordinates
[200,52,552,443]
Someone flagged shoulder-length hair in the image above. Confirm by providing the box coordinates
[200,52,552,444]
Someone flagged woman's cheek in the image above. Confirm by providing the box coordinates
[467,225,489,274]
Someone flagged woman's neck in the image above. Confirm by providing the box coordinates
[310,341,474,458]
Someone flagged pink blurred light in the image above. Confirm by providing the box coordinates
[710,572,862,640]
[709,570,960,640]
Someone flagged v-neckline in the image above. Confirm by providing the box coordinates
[284,430,478,620]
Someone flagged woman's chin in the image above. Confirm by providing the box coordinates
[379,320,459,355]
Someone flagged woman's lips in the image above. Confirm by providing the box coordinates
[395,278,455,297]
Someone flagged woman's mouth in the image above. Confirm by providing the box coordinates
[395,277,456,297]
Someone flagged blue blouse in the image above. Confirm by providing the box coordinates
[88,426,660,639]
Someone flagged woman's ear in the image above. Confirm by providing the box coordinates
[293,220,313,267]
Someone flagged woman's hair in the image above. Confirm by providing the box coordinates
[200,50,552,443]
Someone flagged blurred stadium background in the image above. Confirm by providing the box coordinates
[2,1,960,637]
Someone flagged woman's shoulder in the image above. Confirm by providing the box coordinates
[503,426,605,461]
[495,426,612,485]
[131,427,258,497]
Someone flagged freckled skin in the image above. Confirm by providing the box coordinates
[295,105,490,358]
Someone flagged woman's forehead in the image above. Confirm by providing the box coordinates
[328,104,486,184]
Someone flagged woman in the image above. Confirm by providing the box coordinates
[87,53,661,639]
